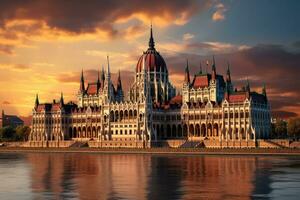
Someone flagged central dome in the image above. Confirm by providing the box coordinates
[136,26,167,73]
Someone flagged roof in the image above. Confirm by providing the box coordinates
[136,49,167,73]
[3,115,24,124]
[191,73,225,89]
[228,92,247,103]
[192,74,211,88]
[86,83,98,95]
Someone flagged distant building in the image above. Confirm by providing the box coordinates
[0,110,24,128]
[29,26,271,148]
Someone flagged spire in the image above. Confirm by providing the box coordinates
[246,78,250,92]
[97,68,101,90]
[262,83,267,96]
[60,92,64,106]
[148,23,155,50]
[101,65,105,84]
[184,59,190,84]
[107,55,111,78]
[212,56,216,80]
[80,69,85,92]
[117,69,122,90]
[35,94,39,107]
[226,62,231,83]
[199,60,202,74]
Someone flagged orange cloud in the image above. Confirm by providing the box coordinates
[212,3,227,22]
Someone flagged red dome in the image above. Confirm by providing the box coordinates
[136,49,167,73]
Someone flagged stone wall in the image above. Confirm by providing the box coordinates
[88,141,149,148]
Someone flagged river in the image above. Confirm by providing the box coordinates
[0,152,299,200]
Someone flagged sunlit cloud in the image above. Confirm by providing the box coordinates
[212,3,227,22]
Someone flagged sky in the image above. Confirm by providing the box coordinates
[0,0,300,119]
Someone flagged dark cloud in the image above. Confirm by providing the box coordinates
[0,0,211,34]
[163,43,300,118]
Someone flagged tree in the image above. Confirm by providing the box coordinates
[15,126,31,141]
[271,120,287,138]
[287,118,300,139]
[0,126,16,141]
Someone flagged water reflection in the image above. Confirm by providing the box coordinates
[0,153,299,200]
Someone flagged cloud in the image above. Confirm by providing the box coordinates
[2,101,10,105]
[0,0,212,54]
[0,44,14,55]
[183,33,194,41]
[0,63,31,71]
[212,3,227,22]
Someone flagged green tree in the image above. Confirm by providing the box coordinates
[0,126,16,141]
[15,126,31,141]
[287,118,300,139]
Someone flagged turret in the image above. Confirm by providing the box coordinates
[60,92,64,106]
[101,65,105,88]
[199,61,203,74]
[35,94,39,108]
[116,69,124,102]
[226,62,231,83]
[262,83,267,97]
[97,69,101,92]
[212,56,216,80]
[246,79,250,98]
[184,59,190,84]
[80,69,85,93]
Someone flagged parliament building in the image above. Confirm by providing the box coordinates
[29,27,271,148]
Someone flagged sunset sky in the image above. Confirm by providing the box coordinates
[0,0,300,119]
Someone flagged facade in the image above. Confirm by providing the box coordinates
[0,110,24,128]
[29,27,271,148]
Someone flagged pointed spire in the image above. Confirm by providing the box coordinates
[97,68,101,90]
[246,78,250,92]
[212,56,216,80]
[101,65,105,82]
[184,59,190,84]
[148,23,155,50]
[80,69,85,92]
[107,55,110,76]
[199,60,202,74]
[262,83,267,96]
[35,94,39,107]
[60,92,64,106]
[117,69,122,90]
[226,61,231,83]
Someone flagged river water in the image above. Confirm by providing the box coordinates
[0,152,299,200]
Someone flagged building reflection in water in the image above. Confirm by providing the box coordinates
[25,153,272,200]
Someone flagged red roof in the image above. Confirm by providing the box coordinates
[51,103,61,111]
[136,49,167,73]
[228,93,247,103]
[192,74,210,88]
[86,83,98,95]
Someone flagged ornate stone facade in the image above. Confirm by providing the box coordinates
[30,27,271,148]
